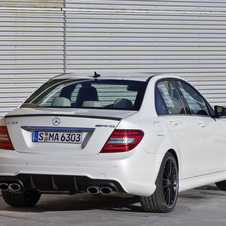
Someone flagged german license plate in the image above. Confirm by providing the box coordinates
[33,131,82,144]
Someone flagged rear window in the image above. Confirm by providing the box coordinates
[21,79,147,110]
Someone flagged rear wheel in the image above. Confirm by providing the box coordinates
[140,152,178,213]
[2,190,41,207]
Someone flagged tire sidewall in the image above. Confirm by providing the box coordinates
[155,152,179,212]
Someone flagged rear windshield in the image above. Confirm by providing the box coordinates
[21,79,147,111]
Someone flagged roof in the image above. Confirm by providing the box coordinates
[51,71,187,84]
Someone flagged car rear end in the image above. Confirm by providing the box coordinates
[0,73,157,200]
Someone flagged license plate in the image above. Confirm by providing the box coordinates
[33,131,82,144]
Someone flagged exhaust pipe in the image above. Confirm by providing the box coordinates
[87,186,100,194]
[100,187,114,195]
[9,183,21,192]
[0,183,9,191]
[0,182,22,192]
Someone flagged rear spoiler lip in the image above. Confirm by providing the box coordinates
[5,114,122,121]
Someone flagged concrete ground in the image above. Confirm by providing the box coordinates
[0,184,226,226]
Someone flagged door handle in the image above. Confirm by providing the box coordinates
[199,121,206,128]
[170,119,179,126]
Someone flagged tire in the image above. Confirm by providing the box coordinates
[140,152,179,213]
[215,180,226,190]
[2,190,41,207]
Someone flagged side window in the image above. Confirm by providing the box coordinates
[155,89,168,115]
[175,81,209,116]
[156,80,185,114]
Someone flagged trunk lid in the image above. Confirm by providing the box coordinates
[5,108,136,155]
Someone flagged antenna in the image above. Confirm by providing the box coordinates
[94,71,101,78]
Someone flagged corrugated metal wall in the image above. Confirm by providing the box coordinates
[1,0,226,117]
[65,0,226,106]
[0,0,64,8]
[0,1,64,117]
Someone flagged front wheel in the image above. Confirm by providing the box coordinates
[2,190,41,207]
[140,152,179,213]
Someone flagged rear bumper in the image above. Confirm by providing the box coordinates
[0,148,164,196]
[0,174,125,194]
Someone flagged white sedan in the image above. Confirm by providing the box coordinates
[0,72,226,213]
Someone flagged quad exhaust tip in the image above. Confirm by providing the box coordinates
[87,186,115,195]
[8,183,21,192]
[0,183,9,191]
[100,187,114,194]
[87,186,100,195]
[0,182,22,192]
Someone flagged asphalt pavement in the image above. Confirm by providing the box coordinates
[0,184,226,226]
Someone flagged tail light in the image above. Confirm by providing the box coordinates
[0,126,14,150]
[100,129,144,153]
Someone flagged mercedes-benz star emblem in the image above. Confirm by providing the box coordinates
[52,117,61,126]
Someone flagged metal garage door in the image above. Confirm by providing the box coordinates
[1,0,226,117]
[65,0,226,106]
[0,1,64,117]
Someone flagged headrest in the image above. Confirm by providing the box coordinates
[52,97,71,107]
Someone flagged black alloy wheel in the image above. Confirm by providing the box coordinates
[140,152,178,213]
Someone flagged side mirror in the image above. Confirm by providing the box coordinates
[214,105,226,118]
